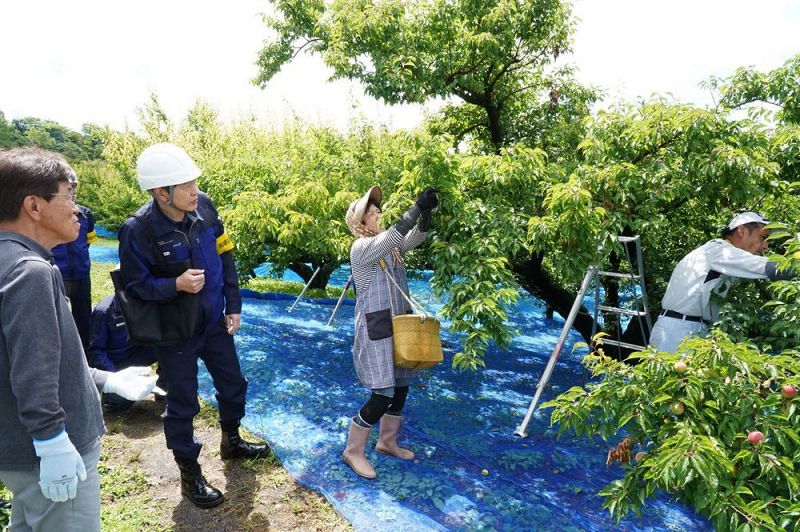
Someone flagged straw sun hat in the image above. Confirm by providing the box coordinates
[346,185,382,236]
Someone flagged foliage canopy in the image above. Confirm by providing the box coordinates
[256,0,593,152]
[544,325,800,529]
[257,0,800,369]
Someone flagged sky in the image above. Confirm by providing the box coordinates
[0,0,797,132]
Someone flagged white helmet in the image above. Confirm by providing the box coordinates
[136,143,201,191]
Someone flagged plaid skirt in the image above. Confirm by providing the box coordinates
[352,256,419,389]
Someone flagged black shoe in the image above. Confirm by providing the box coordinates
[220,430,272,460]
[175,457,224,508]
[102,393,134,413]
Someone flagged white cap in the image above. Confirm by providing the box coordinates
[136,143,201,191]
[727,211,769,230]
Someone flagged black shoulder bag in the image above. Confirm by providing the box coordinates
[110,215,201,346]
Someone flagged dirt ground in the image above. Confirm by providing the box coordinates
[101,397,351,531]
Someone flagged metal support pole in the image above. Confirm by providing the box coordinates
[634,236,653,335]
[288,266,321,313]
[515,266,597,438]
[326,276,353,326]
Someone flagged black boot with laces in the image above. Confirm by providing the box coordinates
[175,457,224,508]
[220,429,272,460]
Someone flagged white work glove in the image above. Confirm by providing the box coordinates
[102,366,157,401]
[32,430,86,502]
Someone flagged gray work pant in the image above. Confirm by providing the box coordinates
[0,439,101,532]
[649,315,708,353]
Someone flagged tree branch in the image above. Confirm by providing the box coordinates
[511,253,596,343]
[292,38,323,60]
[630,131,683,165]
[452,86,488,107]
[728,98,784,111]
[453,121,486,141]
[497,81,545,105]
[444,64,481,86]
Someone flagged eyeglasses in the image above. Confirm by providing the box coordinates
[48,187,78,204]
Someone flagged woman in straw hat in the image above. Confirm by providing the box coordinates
[342,185,438,479]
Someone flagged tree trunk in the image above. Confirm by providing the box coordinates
[511,251,651,362]
[485,102,504,154]
[287,261,336,290]
[615,236,653,359]
[598,238,653,361]
[510,253,595,344]
[598,252,623,359]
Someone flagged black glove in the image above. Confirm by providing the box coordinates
[415,188,439,211]
[418,210,432,232]
[393,205,421,236]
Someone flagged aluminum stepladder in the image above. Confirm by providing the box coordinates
[514,235,653,437]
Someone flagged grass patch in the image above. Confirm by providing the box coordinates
[242,277,354,300]
[0,483,10,529]
[91,261,118,306]
[196,399,221,428]
[127,447,144,464]
[98,456,167,530]
[99,459,149,501]
[104,417,127,436]
[100,495,169,532]
[238,451,281,471]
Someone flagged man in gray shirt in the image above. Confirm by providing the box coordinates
[0,147,157,531]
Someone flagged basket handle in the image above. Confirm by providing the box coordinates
[379,259,430,318]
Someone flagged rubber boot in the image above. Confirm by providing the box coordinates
[375,414,415,460]
[342,420,376,479]
[175,457,224,508]
[220,429,272,460]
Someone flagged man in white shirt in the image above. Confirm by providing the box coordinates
[650,212,793,353]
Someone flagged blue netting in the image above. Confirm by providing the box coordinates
[89,243,700,529]
[94,225,117,238]
[196,283,708,531]
[89,245,120,264]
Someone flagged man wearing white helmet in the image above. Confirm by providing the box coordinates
[650,211,794,353]
[117,143,270,509]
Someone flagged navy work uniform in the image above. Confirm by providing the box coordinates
[89,295,162,412]
[88,295,158,372]
[117,193,246,460]
[51,204,96,350]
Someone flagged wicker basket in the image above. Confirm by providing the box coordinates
[392,314,444,369]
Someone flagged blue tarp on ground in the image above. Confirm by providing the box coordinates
[88,242,690,528]
[196,282,708,531]
[94,225,117,239]
[89,245,120,264]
